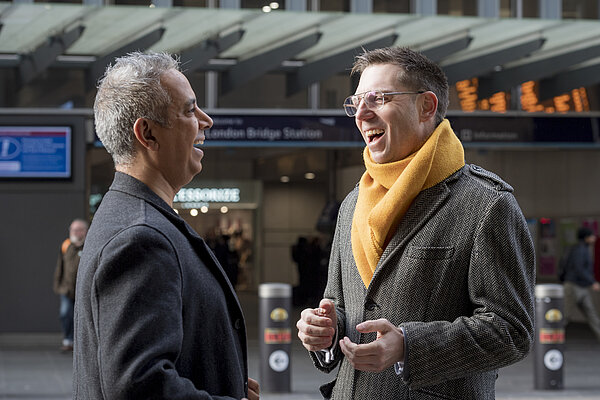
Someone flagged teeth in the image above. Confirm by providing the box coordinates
[193,139,204,145]
[365,129,384,137]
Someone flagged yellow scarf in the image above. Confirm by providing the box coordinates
[351,119,465,288]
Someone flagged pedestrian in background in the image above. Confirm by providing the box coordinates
[561,226,600,342]
[53,218,87,353]
[297,47,535,399]
[74,52,259,400]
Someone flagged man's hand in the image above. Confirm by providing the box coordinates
[242,377,260,400]
[339,318,404,372]
[592,282,600,292]
[296,299,337,351]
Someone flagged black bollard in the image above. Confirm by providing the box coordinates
[259,283,292,393]
[534,284,565,390]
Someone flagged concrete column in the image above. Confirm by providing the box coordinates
[478,0,500,17]
[540,0,562,19]
[350,0,372,13]
[206,71,218,109]
[221,0,241,8]
[411,0,437,15]
[152,0,173,7]
[308,83,319,109]
[512,0,523,18]
[287,0,307,11]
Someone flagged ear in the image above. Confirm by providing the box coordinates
[419,91,438,123]
[133,118,159,151]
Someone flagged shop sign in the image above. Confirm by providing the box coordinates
[204,114,362,147]
[174,187,240,203]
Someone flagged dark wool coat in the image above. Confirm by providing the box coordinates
[312,164,535,400]
[74,172,248,400]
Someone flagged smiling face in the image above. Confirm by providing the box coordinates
[354,64,434,164]
[153,69,212,189]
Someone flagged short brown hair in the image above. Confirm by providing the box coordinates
[352,47,448,126]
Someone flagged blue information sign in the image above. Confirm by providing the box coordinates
[0,126,71,178]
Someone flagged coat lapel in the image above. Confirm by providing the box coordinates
[167,211,244,315]
[367,169,461,291]
[110,172,244,315]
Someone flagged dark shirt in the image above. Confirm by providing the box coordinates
[564,242,596,287]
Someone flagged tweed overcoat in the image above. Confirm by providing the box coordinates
[312,164,535,400]
[74,172,248,400]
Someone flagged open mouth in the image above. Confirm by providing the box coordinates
[193,137,205,148]
[365,129,384,143]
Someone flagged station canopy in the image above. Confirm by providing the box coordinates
[2,2,600,100]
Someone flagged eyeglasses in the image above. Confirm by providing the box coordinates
[343,90,425,117]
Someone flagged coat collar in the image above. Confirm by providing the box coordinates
[108,172,244,313]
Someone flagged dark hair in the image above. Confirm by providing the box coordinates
[351,47,449,126]
[577,227,594,240]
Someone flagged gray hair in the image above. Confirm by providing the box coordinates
[94,52,180,166]
[70,218,89,230]
[352,47,449,126]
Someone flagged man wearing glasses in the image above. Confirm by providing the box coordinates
[297,47,535,399]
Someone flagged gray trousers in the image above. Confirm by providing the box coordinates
[564,281,600,342]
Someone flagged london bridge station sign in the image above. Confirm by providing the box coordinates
[94,113,600,148]
[204,113,600,148]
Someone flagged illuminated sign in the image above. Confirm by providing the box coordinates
[0,126,71,178]
[539,328,565,344]
[270,307,289,322]
[174,188,240,203]
[264,328,292,344]
[545,309,563,323]
[455,79,590,113]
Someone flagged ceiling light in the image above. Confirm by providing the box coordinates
[190,209,198,216]
[280,176,290,183]
[200,206,209,213]
[220,206,229,213]
[304,172,315,180]
[270,2,279,9]
[262,5,271,12]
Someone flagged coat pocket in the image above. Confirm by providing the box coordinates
[405,246,454,260]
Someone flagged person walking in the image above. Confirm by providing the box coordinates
[53,218,88,352]
[562,226,600,342]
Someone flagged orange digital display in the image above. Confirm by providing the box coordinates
[455,79,590,113]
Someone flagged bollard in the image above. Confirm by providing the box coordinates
[534,284,565,390]
[259,283,292,393]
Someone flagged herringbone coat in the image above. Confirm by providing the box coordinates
[312,164,535,400]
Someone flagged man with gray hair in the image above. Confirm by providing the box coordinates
[74,52,259,400]
[53,218,88,353]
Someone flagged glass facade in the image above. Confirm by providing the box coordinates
[11,0,600,112]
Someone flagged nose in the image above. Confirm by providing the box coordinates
[354,98,374,121]
[196,106,213,129]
